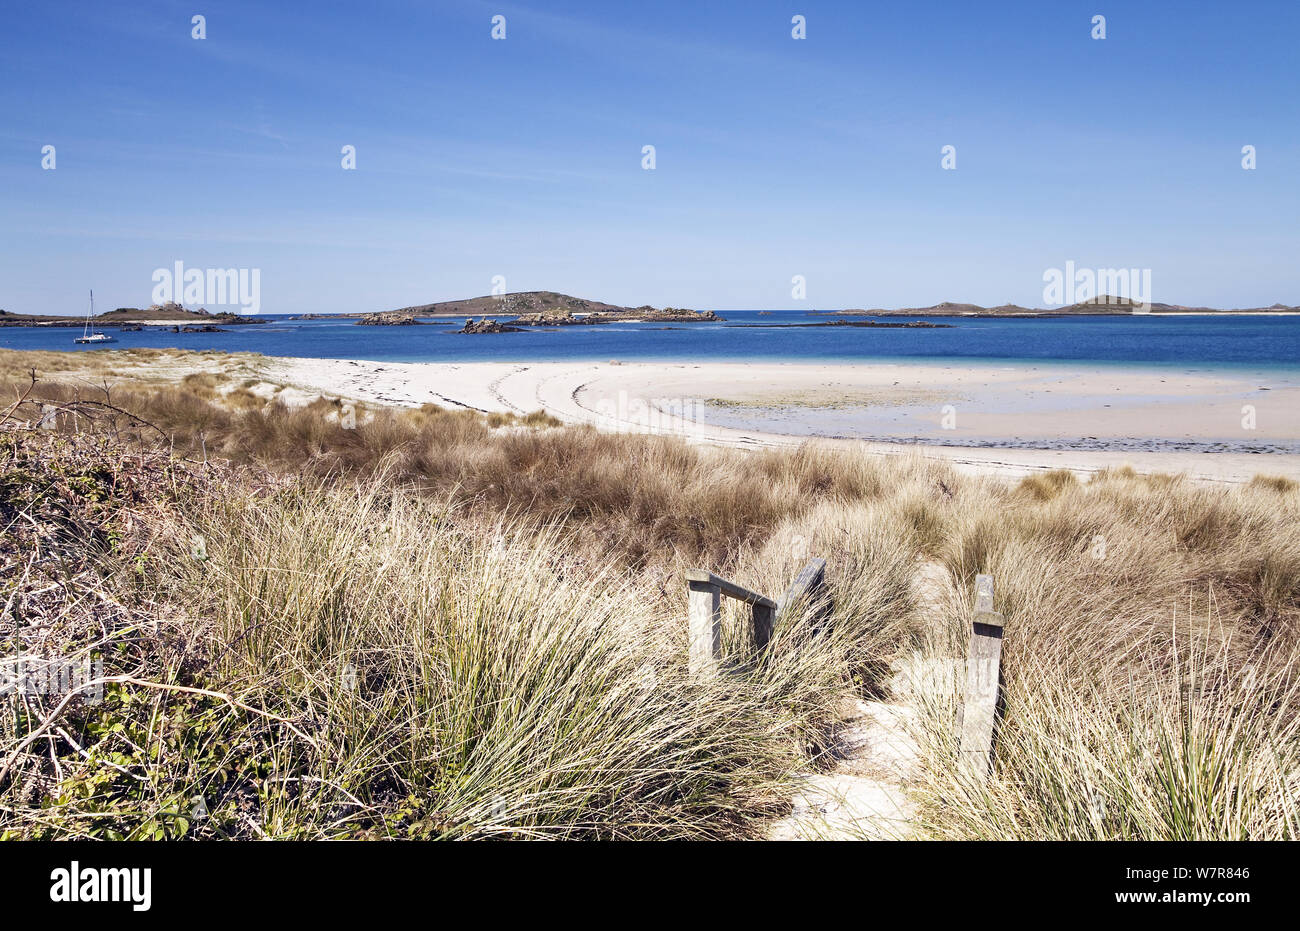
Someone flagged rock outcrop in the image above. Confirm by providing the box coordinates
[637,308,724,322]
[511,311,609,327]
[456,317,523,334]
[355,312,425,326]
[509,307,725,327]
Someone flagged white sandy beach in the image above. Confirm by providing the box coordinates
[255,357,1300,484]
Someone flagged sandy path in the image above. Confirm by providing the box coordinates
[768,697,920,840]
[769,560,955,840]
[265,357,1300,484]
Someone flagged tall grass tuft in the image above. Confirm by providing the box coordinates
[913,469,1300,839]
[139,479,835,838]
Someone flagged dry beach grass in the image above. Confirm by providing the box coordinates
[1,358,1298,839]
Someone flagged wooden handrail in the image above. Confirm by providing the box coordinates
[685,569,776,675]
[777,558,829,631]
[685,559,833,676]
[684,569,777,609]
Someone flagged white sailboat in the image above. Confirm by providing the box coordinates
[74,289,116,344]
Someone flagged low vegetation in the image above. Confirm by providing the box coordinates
[913,466,1300,839]
[1,355,1297,839]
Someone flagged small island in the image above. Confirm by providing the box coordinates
[823,296,1300,317]
[0,302,264,328]
[510,307,723,327]
[456,318,524,334]
[300,292,728,330]
[355,311,427,326]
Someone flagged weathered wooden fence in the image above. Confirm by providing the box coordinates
[685,557,830,676]
[957,573,1005,778]
[686,561,1007,780]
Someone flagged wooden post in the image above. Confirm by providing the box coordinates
[958,573,1004,778]
[777,558,830,634]
[687,579,722,676]
[751,601,775,653]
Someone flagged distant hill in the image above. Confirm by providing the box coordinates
[0,303,263,327]
[394,291,634,317]
[294,291,701,320]
[98,304,262,323]
[842,296,1300,316]
[1057,296,1300,314]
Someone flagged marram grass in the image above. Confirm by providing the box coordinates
[2,373,1299,839]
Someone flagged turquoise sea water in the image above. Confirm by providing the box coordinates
[4,311,1299,373]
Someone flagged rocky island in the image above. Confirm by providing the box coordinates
[509,308,721,326]
[354,311,426,326]
[298,292,726,327]
[456,317,524,334]
[0,302,264,327]
[827,297,1300,317]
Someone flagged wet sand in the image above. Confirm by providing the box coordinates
[266,357,1300,484]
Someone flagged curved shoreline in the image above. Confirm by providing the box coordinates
[262,357,1300,484]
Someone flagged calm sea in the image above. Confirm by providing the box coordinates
[5,312,1299,372]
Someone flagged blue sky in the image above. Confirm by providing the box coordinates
[2,0,1297,314]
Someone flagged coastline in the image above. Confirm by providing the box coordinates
[6,308,1298,325]
[263,356,1300,484]
[8,344,1294,484]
